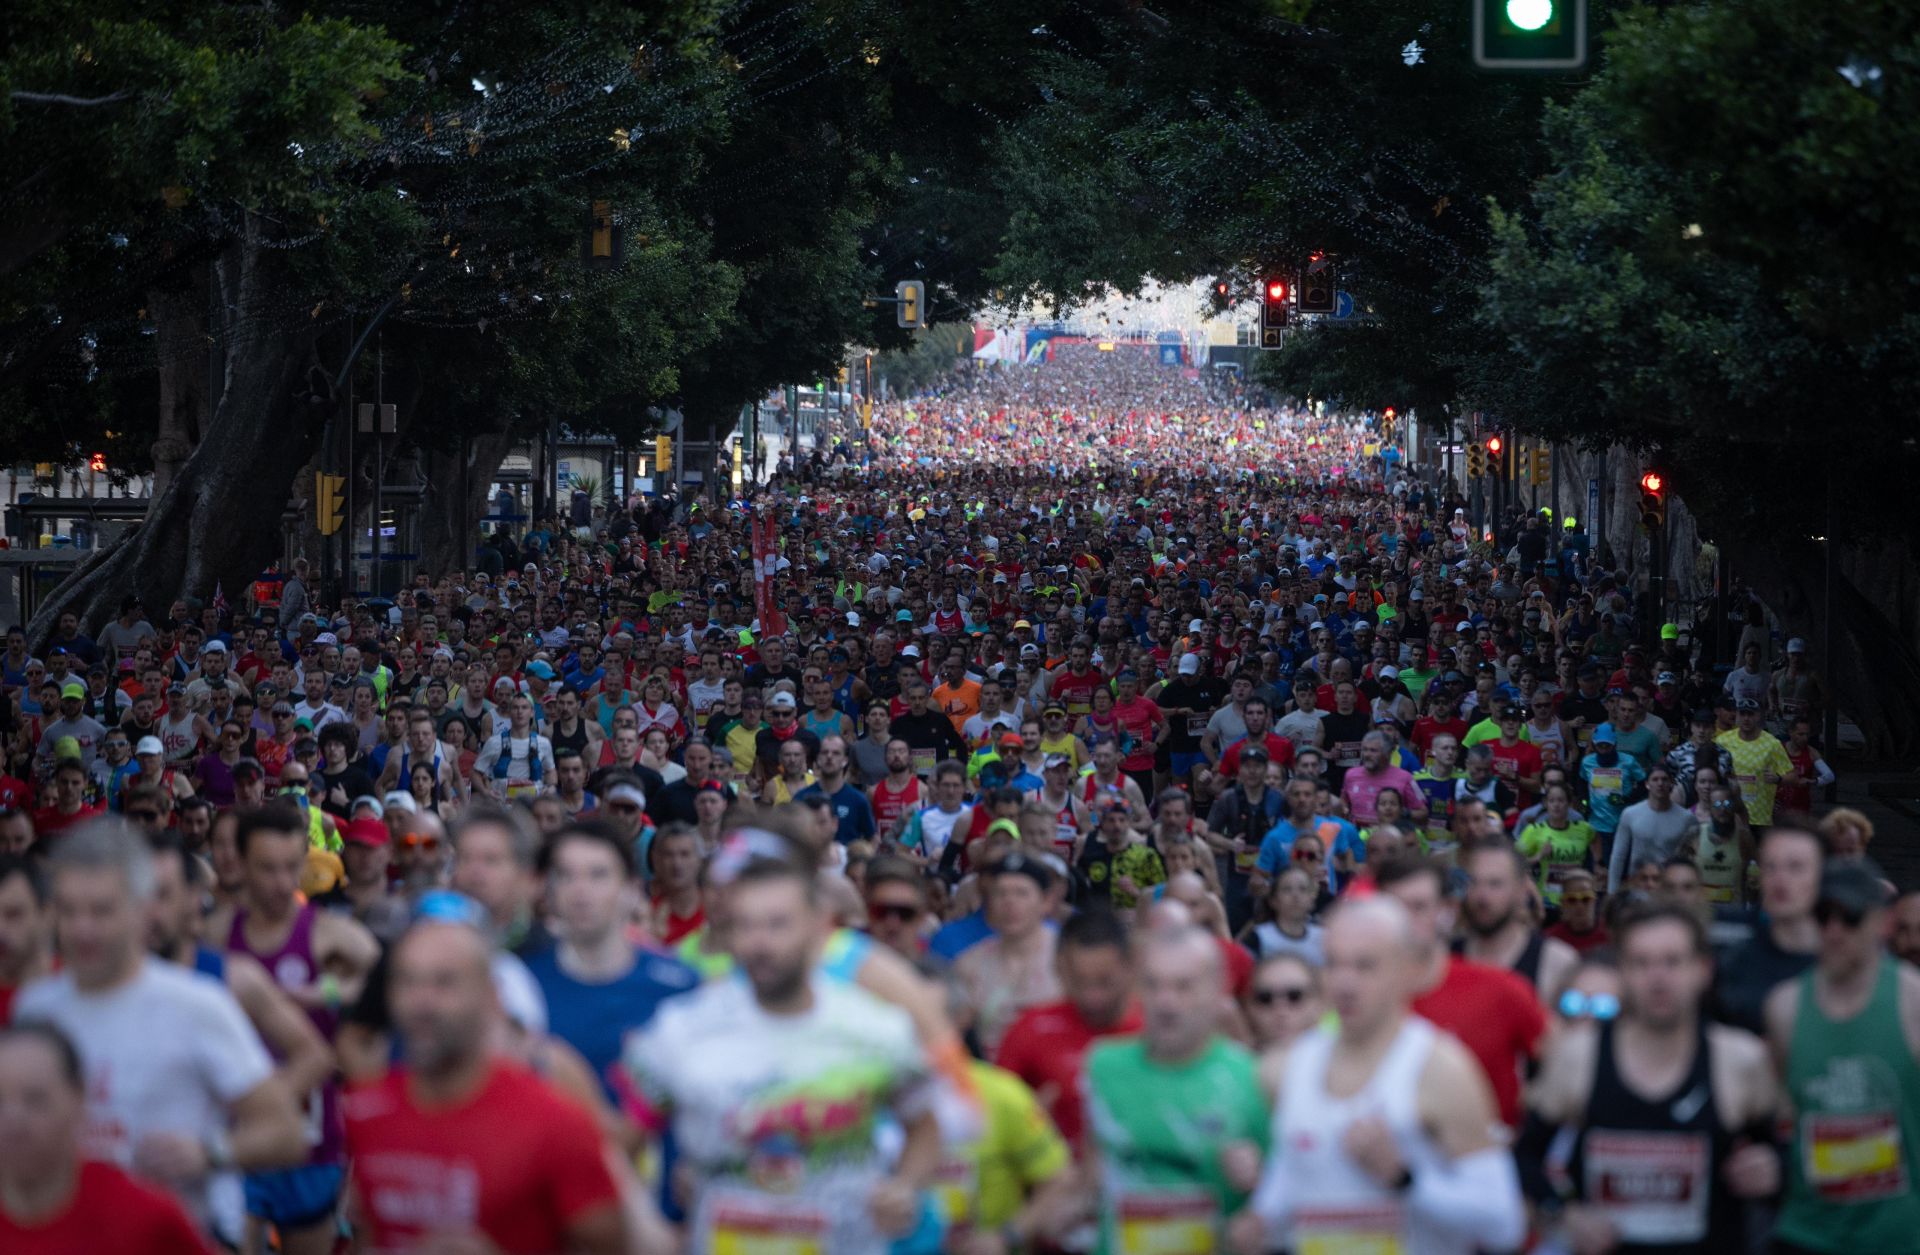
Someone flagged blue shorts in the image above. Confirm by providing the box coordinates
[1171,750,1208,779]
[243,1162,345,1229]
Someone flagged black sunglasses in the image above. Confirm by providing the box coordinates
[868,901,921,923]
[1815,901,1867,929]
[1252,986,1311,1007]
[127,809,161,822]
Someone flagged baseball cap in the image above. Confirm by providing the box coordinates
[525,660,556,680]
[1787,637,1806,654]
[1044,752,1073,769]
[1178,653,1200,676]
[1660,623,1680,641]
[1817,860,1892,918]
[1591,725,1618,745]
[344,817,391,848]
[350,795,384,819]
[59,681,85,701]
[768,691,798,711]
[1378,666,1398,680]
[997,732,1025,748]
[1656,671,1678,685]
[1012,619,1032,630]
[1735,697,1761,713]
[989,850,1057,892]
[1020,643,1041,658]
[135,735,165,756]
[383,790,420,815]
[203,639,228,653]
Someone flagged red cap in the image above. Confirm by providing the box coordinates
[344,817,390,848]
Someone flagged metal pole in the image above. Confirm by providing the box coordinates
[344,314,355,599]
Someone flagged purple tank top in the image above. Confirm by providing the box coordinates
[227,902,343,1163]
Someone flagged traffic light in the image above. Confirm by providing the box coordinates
[1209,277,1232,311]
[1474,0,1587,70]
[87,452,107,473]
[1639,470,1666,529]
[654,435,672,472]
[1259,276,1291,348]
[1467,442,1487,478]
[582,199,622,270]
[315,472,346,536]
[1530,446,1551,486]
[1299,253,1337,314]
[895,279,925,330]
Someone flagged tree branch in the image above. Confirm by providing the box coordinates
[10,90,134,107]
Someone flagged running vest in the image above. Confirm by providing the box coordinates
[1274,1018,1460,1253]
[227,904,343,1165]
[548,719,591,761]
[1777,959,1920,1253]
[802,707,843,740]
[1565,1020,1738,1253]
[1693,822,1742,905]
[490,729,545,790]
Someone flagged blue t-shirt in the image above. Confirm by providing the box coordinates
[793,780,878,845]
[522,944,699,1101]
[927,910,994,960]
[1255,814,1364,876]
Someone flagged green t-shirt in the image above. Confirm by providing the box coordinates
[1517,818,1597,904]
[1083,1036,1268,1255]
[1463,716,1531,749]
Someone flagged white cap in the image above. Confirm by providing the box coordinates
[202,639,228,653]
[135,736,165,755]
[606,782,647,808]
[1787,637,1806,653]
[350,795,384,819]
[1178,653,1201,676]
[383,790,419,815]
[1188,618,1204,632]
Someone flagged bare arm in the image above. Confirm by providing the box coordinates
[228,954,335,1099]
[228,1076,309,1172]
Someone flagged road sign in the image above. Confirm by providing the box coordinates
[1333,291,1355,320]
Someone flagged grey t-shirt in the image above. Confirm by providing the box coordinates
[97,618,158,654]
[1607,800,1700,891]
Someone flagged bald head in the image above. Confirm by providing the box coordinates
[391,922,498,1076]
[1322,895,1417,1035]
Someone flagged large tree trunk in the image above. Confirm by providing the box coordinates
[148,263,211,500]
[415,428,517,577]
[28,226,328,640]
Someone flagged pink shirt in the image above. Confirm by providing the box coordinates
[1341,764,1417,826]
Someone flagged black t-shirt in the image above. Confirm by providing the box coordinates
[315,765,377,818]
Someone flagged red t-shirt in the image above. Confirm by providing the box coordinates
[994,998,1144,1148]
[1218,732,1296,778]
[1217,938,1255,1000]
[1410,957,1545,1129]
[0,1159,209,1254]
[31,801,104,838]
[344,1063,620,1254]
[1411,716,1470,761]
[1488,738,1544,805]
[1110,697,1164,772]
[1545,921,1612,956]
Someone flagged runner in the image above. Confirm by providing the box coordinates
[1767,859,1920,1255]
[1233,895,1526,1254]
[622,844,939,1255]
[1458,840,1579,1000]
[1082,926,1267,1254]
[1525,901,1780,1253]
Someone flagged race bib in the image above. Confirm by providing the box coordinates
[911,747,937,776]
[1116,1190,1217,1255]
[1186,714,1209,738]
[710,1194,828,1255]
[1588,767,1622,796]
[1292,1202,1406,1255]
[1235,846,1258,873]
[1806,1111,1908,1201]
[1583,1130,1709,1245]
[931,1157,977,1231]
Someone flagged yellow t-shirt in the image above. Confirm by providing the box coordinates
[931,1061,1071,1231]
[1715,729,1793,825]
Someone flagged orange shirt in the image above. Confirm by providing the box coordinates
[932,677,983,733]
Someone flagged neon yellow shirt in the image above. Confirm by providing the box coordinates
[931,1061,1070,1231]
[1716,729,1793,825]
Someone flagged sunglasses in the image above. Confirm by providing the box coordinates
[1251,986,1311,1007]
[1560,893,1597,906]
[126,809,161,822]
[1292,848,1324,862]
[400,833,441,851]
[1558,990,1621,1022]
[1815,901,1868,929]
[868,901,921,923]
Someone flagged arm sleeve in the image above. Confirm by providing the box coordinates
[1607,813,1634,893]
[1407,1145,1527,1251]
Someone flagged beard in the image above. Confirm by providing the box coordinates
[1464,899,1515,938]
[745,953,812,1007]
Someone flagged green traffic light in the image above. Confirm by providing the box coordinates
[1506,0,1554,31]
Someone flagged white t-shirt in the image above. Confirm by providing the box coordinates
[16,960,274,1234]
[624,975,931,1255]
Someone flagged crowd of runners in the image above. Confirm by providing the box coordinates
[0,339,1914,1255]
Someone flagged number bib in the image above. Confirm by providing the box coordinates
[1583,1130,1709,1245]
[1805,1111,1908,1201]
[709,1193,829,1255]
[1115,1189,1217,1254]
[1292,1202,1406,1255]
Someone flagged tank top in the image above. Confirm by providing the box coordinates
[1693,822,1742,905]
[1034,791,1078,857]
[548,718,591,761]
[1452,931,1548,991]
[159,710,198,763]
[830,673,860,718]
[225,904,342,1164]
[1274,1018,1460,1253]
[802,707,843,740]
[1777,959,1920,1253]
[1567,1021,1737,1252]
[871,776,922,836]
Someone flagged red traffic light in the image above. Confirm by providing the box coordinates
[1383,407,1397,421]
[1640,471,1664,494]
[1266,280,1288,301]
[1486,436,1504,456]
[88,452,107,472]
[1213,280,1230,298]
